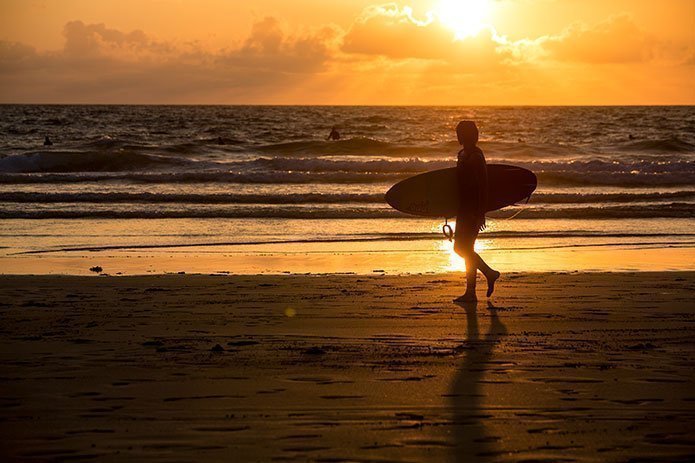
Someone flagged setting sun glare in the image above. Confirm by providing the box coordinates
[435,0,491,39]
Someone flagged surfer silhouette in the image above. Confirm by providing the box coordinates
[453,121,500,302]
[43,136,53,146]
[327,127,341,141]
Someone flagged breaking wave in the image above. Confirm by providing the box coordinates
[1,203,692,219]
[2,168,693,186]
[1,191,693,205]
[617,137,695,153]
[0,150,199,173]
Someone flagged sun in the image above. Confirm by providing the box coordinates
[435,0,491,39]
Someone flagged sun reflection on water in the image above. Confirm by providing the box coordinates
[435,220,494,272]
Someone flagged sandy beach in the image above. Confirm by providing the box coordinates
[1,271,693,462]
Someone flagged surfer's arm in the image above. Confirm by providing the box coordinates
[476,153,488,230]
[476,154,488,217]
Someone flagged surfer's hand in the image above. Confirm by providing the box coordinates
[478,216,487,232]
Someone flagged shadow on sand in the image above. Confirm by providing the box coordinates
[449,300,507,462]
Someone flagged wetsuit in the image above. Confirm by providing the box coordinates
[454,146,487,249]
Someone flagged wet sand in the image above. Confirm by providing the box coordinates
[1,272,694,462]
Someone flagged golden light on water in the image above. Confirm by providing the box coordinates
[435,221,492,272]
[439,240,491,272]
[440,240,464,272]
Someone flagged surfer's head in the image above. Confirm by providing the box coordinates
[456,120,478,148]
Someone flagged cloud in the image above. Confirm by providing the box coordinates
[0,41,36,60]
[340,7,677,69]
[684,51,695,66]
[0,18,339,103]
[341,2,518,76]
[223,17,339,73]
[342,4,446,60]
[539,15,656,63]
[62,21,161,58]
[0,6,692,104]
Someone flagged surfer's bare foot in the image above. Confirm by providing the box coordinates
[454,292,477,303]
[486,271,500,298]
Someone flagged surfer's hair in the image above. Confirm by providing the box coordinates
[456,120,478,146]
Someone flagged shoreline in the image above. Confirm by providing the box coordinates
[2,244,693,275]
[1,268,694,277]
[1,271,694,462]
[3,217,694,276]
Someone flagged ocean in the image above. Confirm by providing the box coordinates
[1,105,693,274]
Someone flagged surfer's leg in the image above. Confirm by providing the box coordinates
[453,215,476,258]
[454,216,499,299]
[454,218,478,301]
[465,255,477,290]
[473,253,500,297]
[474,253,493,275]
[453,254,477,302]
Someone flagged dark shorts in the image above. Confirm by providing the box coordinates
[454,214,479,253]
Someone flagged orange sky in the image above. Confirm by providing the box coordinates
[1,0,693,104]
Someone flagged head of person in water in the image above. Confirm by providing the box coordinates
[456,120,478,149]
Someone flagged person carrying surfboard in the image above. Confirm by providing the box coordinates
[453,120,500,302]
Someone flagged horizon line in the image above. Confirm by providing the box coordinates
[1,103,694,107]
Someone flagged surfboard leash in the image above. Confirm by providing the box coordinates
[442,194,533,239]
[499,206,527,221]
[497,194,533,221]
[442,218,454,242]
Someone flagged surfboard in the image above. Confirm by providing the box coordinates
[385,164,537,218]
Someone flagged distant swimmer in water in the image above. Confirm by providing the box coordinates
[43,136,53,146]
[453,121,500,302]
[327,127,341,141]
